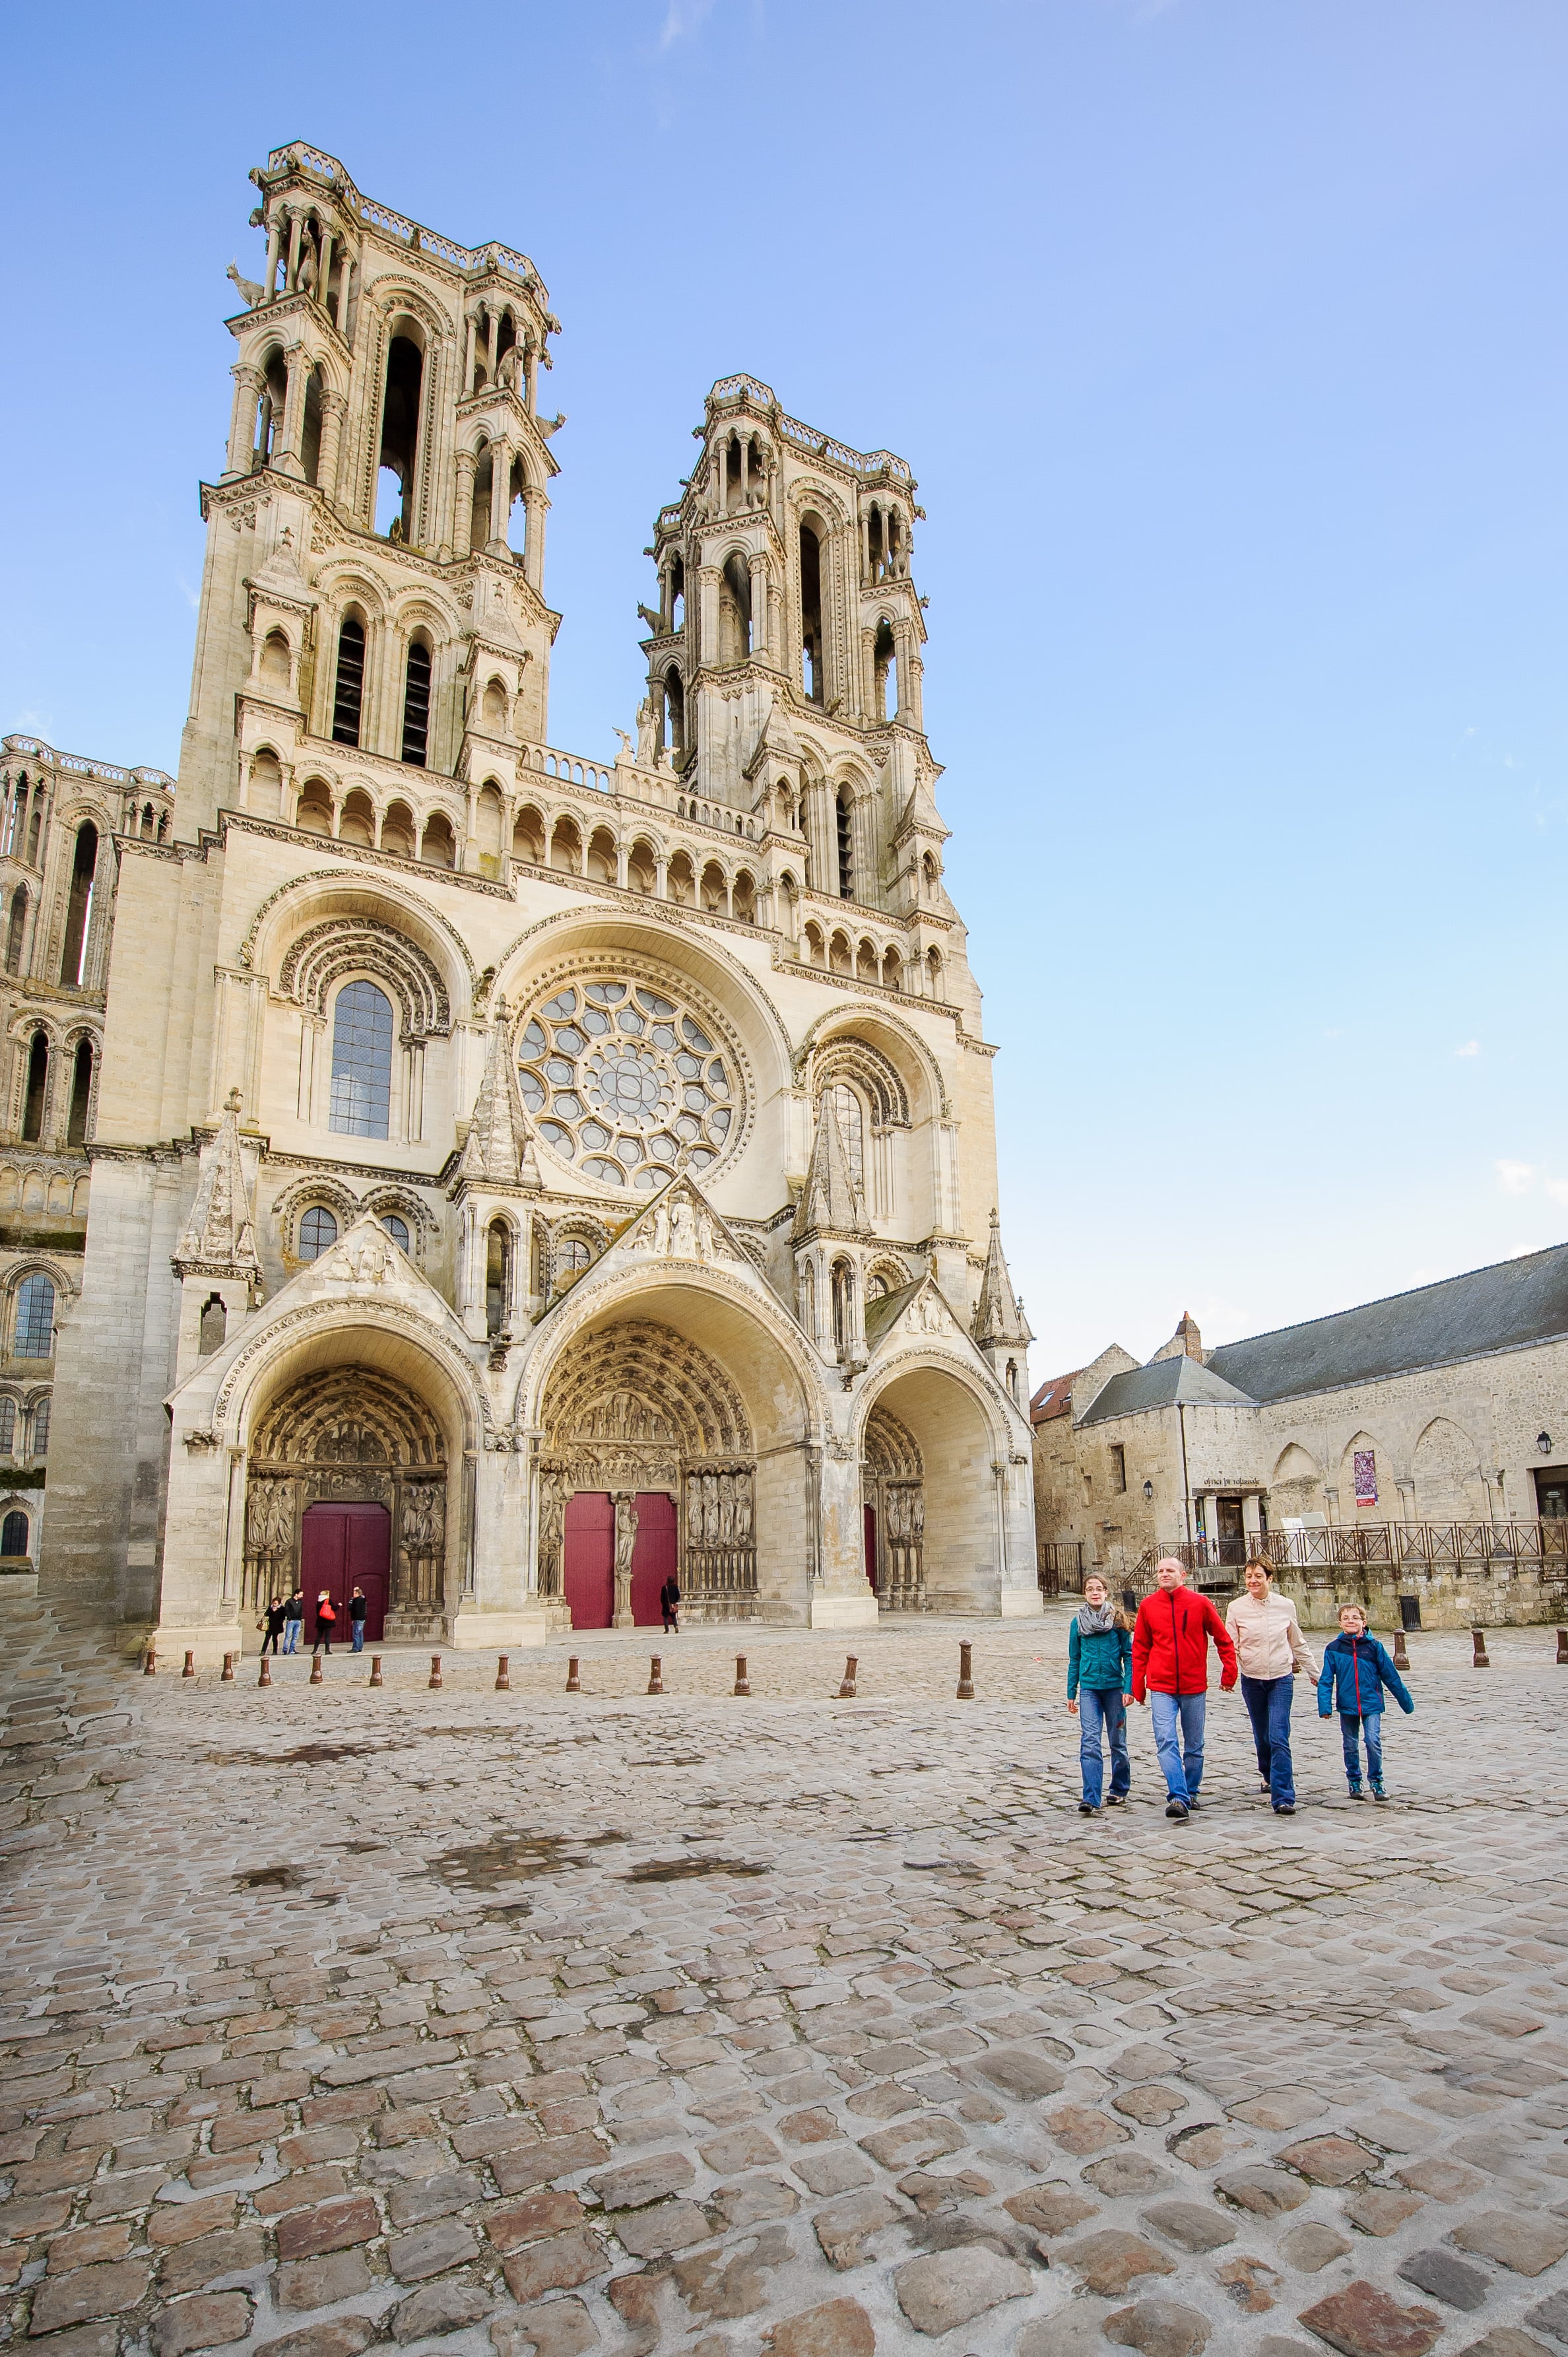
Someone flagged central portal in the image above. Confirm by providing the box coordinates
[562,1489,677,1628]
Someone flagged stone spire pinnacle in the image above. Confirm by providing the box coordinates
[174,1088,262,1279]
[973,1207,1032,1347]
[459,999,540,1188]
[793,1094,868,1240]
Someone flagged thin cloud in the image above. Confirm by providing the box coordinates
[1496,1159,1536,1196]
[1544,1179,1568,1208]
[1454,1040,1480,1057]
[660,0,717,44]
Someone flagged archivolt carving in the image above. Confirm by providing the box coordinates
[253,1365,445,1467]
[811,1034,909,1128]
[542,1319,751,1460]
[865,1400,922,1479]
[238,871,478,996]
[278,917,451,1038]
[793,1005,949,1120]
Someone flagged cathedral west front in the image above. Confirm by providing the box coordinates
[12,141,1038,1659]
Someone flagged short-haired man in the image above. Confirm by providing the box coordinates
[1132,1556,1238,1820]
[1225,1555,1317,1816]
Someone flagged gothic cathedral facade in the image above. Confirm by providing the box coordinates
[17,142,1037,1657]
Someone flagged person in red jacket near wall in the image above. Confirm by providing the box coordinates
[1132,1556,1239,1822]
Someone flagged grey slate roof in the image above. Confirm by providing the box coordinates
[1204,1240,1568,1405]
[1079,1355,1255,1426]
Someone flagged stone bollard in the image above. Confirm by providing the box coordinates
[566,1655,581,1692]
[496,1653,510,1692]
[957,1640,975,1700]
[182,1650,196,1678]
[257,1655,272,1688]
[1557,1628,1568,1665]
[309,1649,323,1685]
[429,1654,443,1690]
[837,1655,858,1699]
[143,1646,156,1676]
[368,1654,383,1688]
[221,1653,236,1682]
[647,1654,663,1694]
[1472,1626,1490,1669]
[734,1654,750,1696]
[1391,1625,1410,1672]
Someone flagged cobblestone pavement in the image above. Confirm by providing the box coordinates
[4,1601,1568,2357]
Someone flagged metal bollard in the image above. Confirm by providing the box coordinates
[733,1654,750,1696]
[566,1655,581,1692]
[957,1640,975,1700]
[1557,1628,1568,1665]
[143,1645,157,1676]
[309,1649,324,1685]
[837,1655,858,1699]
[1391,1625,1410,1672]
[647,1654,663,1694]
[429,1653,443,1690]
[221,1653,236,1682]
[1472,1626,1490,1669]
[183,1650,196,1678]
[496,1653,510,1691]
[368,1653,383,1688]
[257,1655,272,1688]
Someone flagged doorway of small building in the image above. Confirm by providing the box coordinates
[300,1502,390,1643]
[1533,1469,1568,1521]
[1216,1496,1245,1555]
[630,1492,676,1626]
[863,1504,877,1589]
[564,1492,614,1629]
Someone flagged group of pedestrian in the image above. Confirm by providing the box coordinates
[257,1587,370,1655]
[1066,1554,1414,1818]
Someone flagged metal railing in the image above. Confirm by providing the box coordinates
[1144,1523,1568,1578]
[1037,1541,1083,1597]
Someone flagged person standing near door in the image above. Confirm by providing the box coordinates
[282,1589,304,1654]
[259,1595,286,1655]
[348,1586,368,1653]
[315,1589,337,1655]
[1131,1557,1238,1820]
[1225,1555,1317,1816]
[660,1574,681,1634]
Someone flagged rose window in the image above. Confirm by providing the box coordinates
[516,978,737,1189]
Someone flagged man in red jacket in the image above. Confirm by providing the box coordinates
[1132,1557,1239,1820]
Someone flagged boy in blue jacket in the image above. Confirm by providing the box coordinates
[1317,1602,1414,1798]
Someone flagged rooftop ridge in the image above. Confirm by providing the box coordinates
[705,374,913,484]
[2,735,176,790]
[1207,1236,1568,1360]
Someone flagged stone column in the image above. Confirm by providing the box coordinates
[275,346,308,479]
[317,391,345,500]
[750,554,769,661]
[810,1445,878,1630]
[612,1492,636,1629]
[285,211,303,293]
[263,215,282,298]
[525,341,539,413]
[453,449,476,559]
[316,228,334,312]
[463,312,476,395]
[488,442,509,549]
[523,488,546,589]
[224,366,261,478]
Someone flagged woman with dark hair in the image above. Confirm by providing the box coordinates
[1066,1574,1134,1814]
[1226,1554,1317,1815]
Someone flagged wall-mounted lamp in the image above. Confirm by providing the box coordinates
[1538,1432,1553,1455]
[1142,1479,1154,1500]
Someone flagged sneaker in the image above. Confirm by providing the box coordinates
[1347,1784,1363,1799]
[1165,1798,1190,1820]
[1106,1792,1127,1807]
[1273,1801,1295,1815]
[1186,1796,1202,1810]
[1078,1801,1097,1814]
[1371,1783,1386,1800]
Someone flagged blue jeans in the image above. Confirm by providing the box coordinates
[1077,1688,1130,1807]
[282,1621,300,1654]
[1241,1673,1297,1806]
[1149,1690,1206,1802]
[1340,1711,1383,1789]
[352,1624,365,1652]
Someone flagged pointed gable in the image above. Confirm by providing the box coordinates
[174,1090,261,1281]
[792,1093,867,1240]
[457,999,539,1189]
[972,1209,1033,1348]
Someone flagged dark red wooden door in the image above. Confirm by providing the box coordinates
[864,1503,878,1588]
[564,1491,614,1630]
[300,1502,390,1642]
[630,1492,677,1626]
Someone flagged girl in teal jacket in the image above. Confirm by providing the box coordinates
[1066,1575,1134,1814]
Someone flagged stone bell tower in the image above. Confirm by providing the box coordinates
[183,139,566,853]
[637,376,952,962]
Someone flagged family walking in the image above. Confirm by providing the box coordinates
[1067,1555,1414,1815]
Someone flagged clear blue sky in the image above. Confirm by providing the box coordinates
[4,1,1565,1375]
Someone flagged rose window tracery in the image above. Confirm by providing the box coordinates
[516,978,737,1190]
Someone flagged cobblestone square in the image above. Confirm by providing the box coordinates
[3,1601,1567,2357]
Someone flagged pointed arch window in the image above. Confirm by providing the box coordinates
[5,888,26,977]
[22,1032,48,1143]
[60,824,98,987]
[401,640,432,767]
[14,1275,55,1359]
[298,1207,338,1261]
[826,1083,865,1196]
[65,1040,92,1148]
[0,1401,15,1453]
[329,980,393,1139]
[331,616,366,747]
[836,793,854,900]
[29,1395,49,1453]
[1,1509,28,1558]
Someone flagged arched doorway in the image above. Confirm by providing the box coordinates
[538,1316,755,1627]
[300,1500,390,1642]
[864,1399,925,1610]
[859,1364,999,1614]
[245,1366,447,1636]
